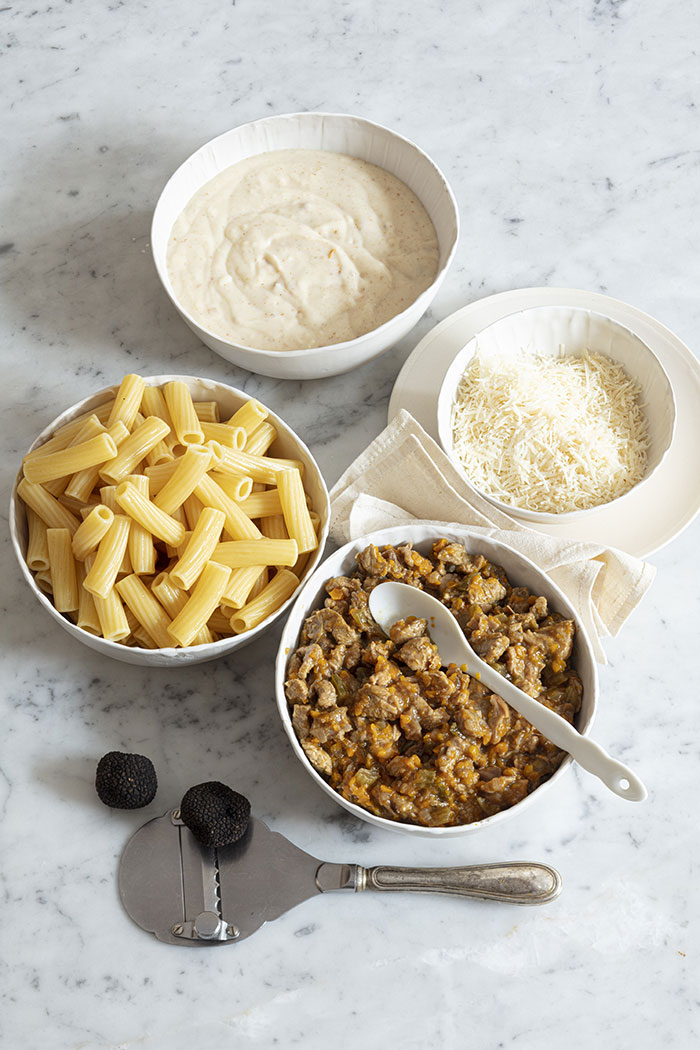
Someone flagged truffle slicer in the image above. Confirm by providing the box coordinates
[118,810,562,945]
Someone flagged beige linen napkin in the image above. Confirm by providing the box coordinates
[329,410,655,663]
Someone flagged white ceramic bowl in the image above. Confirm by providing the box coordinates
[151,112,459,380]
[436,306,677,524]
[275,524,598,837]
[10,375,330,667]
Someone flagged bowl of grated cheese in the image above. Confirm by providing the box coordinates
[436,306,676,523]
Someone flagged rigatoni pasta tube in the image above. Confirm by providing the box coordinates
[88,557,130,641]
[124,608,159,649]
[238,489,283,519]
[194,474,261,541]
[23,401,114,466]
[200,422,245,449]
[46,528,79,612]
[23,432,117,485]
[229,569,298,634]
[71,504,114,561]
[115,481,186,546]
[214,539,298,568]
[169,507,225,590]
[107,374,145,430]
[26,508,50,571]
[245,422,277,456]
[213,447,281,486]
[76,560,101,635]
[65,420,130,502]
[209,472,253,503]
[167,561,231,647]
[220,565,266,610]
[82,515,131,598]
[182,493,204,530]
[260,514,288,540]
[163,381,205,445]
[115,574,174,648]
[17,478,81,535]
[151,572,213,645]
[144,459,178,494]
[154,445,212,516]
[277,469,317,554]
[226,399,267,434]
[123,474,155,575]
[141,384,177,452]
[194,400,220,423]
[100,416,171,482]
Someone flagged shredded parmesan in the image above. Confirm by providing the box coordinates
[451,350,649,513]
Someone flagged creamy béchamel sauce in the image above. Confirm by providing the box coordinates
[166,149,440,351]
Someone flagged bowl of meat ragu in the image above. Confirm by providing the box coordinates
[275,525,598,836]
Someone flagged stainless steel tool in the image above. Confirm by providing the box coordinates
[118,809,562,945]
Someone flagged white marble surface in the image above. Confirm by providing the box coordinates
[1,1,699,1047]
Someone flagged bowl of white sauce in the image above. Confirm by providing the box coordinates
[152,113,459,379]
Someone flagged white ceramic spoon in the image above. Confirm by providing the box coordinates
[368,581,647,802]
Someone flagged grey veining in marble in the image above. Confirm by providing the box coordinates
[1,1,699,1047]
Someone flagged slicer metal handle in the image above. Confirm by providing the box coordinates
[354,861,561,905]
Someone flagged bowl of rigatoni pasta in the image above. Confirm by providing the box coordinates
[9,374,329,666]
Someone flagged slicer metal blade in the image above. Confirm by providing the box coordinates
[118,810,341,945]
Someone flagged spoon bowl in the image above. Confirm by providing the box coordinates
[368,581,646,803]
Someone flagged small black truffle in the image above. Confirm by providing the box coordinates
[180,781,251,847]
[95,751,157,810]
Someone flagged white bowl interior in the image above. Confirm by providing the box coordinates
[275,524,598,837]
[437,306,677,524]
[151,112,459,367]
[11,375,330,667]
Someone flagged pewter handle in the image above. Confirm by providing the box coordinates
[354,861,561,905]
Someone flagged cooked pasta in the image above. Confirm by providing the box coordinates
[229,569,299,634]
[115,481,186,546]
[46,528,80,612]
[26,507,50,572]
[82,515,131,599]
[115,574,174,648]
[163,380,205,445]
[71,505,114,561]
[169,507,225,590]
[277,468,317,553]
[167,561,231,647]
[17,375,322,649]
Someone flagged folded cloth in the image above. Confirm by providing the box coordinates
[329,410,655,663]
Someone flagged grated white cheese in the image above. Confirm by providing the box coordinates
[451,350,649,513]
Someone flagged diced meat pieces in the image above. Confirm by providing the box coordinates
[389,617,428,644]
[301,739,332,776]
[312,679,337,709]
[285,541,580,829]
[296,643,325,679]
[302,608,359,646]
[488,695,511,744]
[292,704,311,738]
[397,636,441,671]
[285,677,308,704]
[354,683,405,722]
[466,573,507,610]
[432,541,480,573]
[356,544,389,577]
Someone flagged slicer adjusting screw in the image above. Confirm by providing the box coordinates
[171,924,184,936]
[227,925,240,939]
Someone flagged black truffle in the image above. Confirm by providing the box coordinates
[95,751,157,810]
[180,781,251,847]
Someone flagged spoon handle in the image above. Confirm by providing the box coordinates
[355,861,561,905]
[483,670,647,802]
